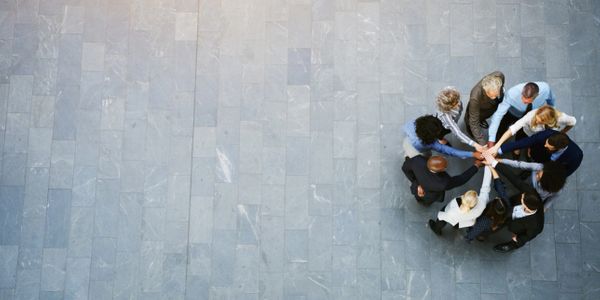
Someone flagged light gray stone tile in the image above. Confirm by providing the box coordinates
[357,135,380,188]
[212,230,236,286]
[44,189,71,248]
[0,245,18,288]
[1,153,27,186]
[94,179,120,238]
[285,176,310,230]
[0,186,24,245]
[262,184,285,217]
[286,85,310,136]
[310,131,334,184]
[40,248,66,292]
[496,4,521,58]
[554,209,580,243]
[530,225,557,281]
[286,137,310,175]
[214,183,238,230]
[4,112,29,153]
[67,206,94,258]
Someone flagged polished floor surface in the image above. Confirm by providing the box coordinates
[0,0,599,299]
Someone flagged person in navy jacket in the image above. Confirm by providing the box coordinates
[490,129,582,177]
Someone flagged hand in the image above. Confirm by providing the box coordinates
[474,160,484,168]
[487,141,495,149]
[417,185,425,197]
[474,143,485,152]
[438,138,448,145]
[511,234,517,242]
[472,151,484,160]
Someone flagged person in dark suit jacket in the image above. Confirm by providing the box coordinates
[490,164,544,252]
[401,155,482,206]
[493,129,582,177]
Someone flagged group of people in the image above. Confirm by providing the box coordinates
[401,71,583,253]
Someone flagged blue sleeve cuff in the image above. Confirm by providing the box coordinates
[498,148,503,155]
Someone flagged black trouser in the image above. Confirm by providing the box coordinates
[496,112,523,142]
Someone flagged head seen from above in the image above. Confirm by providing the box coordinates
[436,87,461,113]
[481,74,502,99]
[520,192,542,213]
[460,190,478,212]
[537,161,567,193]
[532,105,560,128]
[427,155,448,173]
[544,132,569,152]
[521,82,539,104]
[415,115,445,145]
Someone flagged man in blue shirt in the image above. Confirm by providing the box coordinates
[487,82,555,149]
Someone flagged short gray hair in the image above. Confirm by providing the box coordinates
[436,87,461,112]
[481,75,502,94]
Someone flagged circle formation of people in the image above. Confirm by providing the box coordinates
[402,71,583,253]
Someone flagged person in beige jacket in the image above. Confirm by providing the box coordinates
[428,167,492,235]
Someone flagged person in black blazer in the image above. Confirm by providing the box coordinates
[401,155,482,206]
[490,164,544,252]
[493,129,582,177]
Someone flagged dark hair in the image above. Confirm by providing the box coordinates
[522,192,542,211]
[547,132,569,149]
[522,82,539,99]
[415,115,444,145]
[484,197,507,229]
[540,161,567,193]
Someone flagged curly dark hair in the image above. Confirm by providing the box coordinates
[539,161,567,193]
[415,115,444,145]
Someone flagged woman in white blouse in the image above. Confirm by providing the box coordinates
[435,87,485,152]
[428,167,492,235]
[489,105,576,155]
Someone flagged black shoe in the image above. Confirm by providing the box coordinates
[493,242,517,253]
[428,219,442,236]
[480,120,489,129]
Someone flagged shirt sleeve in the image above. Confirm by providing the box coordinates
[500,159,544,171]
[546,89,555,106]
[559,112,577,128]
[478,167,492,205]
[441,113,476,146]
[488,101,511,142]
[431,142,473,159]
[509,110,535,135]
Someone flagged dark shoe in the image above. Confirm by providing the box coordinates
[480,120,489,129]
[476,236,486,242]
[428,219,442,236]
[493,242,517,253]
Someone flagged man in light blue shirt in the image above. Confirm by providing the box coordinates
[487,82,555,148]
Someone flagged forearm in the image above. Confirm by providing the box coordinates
[447,166,479,189]
[432,143,474,159]
[495,130,513,149]
[499,159,543,171]
[448,120,477,147]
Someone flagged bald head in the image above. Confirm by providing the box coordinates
[427,156,448,173]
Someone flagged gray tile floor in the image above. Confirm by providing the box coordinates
[0,0,599,299]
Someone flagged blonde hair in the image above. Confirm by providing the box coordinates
[436,87,461,112]
[481,74,502,94]
[459,190,478,212]
[531,105,561,129]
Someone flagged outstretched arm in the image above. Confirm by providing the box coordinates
[488,101,511,143]
[431,142,477,159]
[446,164,480,189]
[499,158,543,171]
[439,113,478,148]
